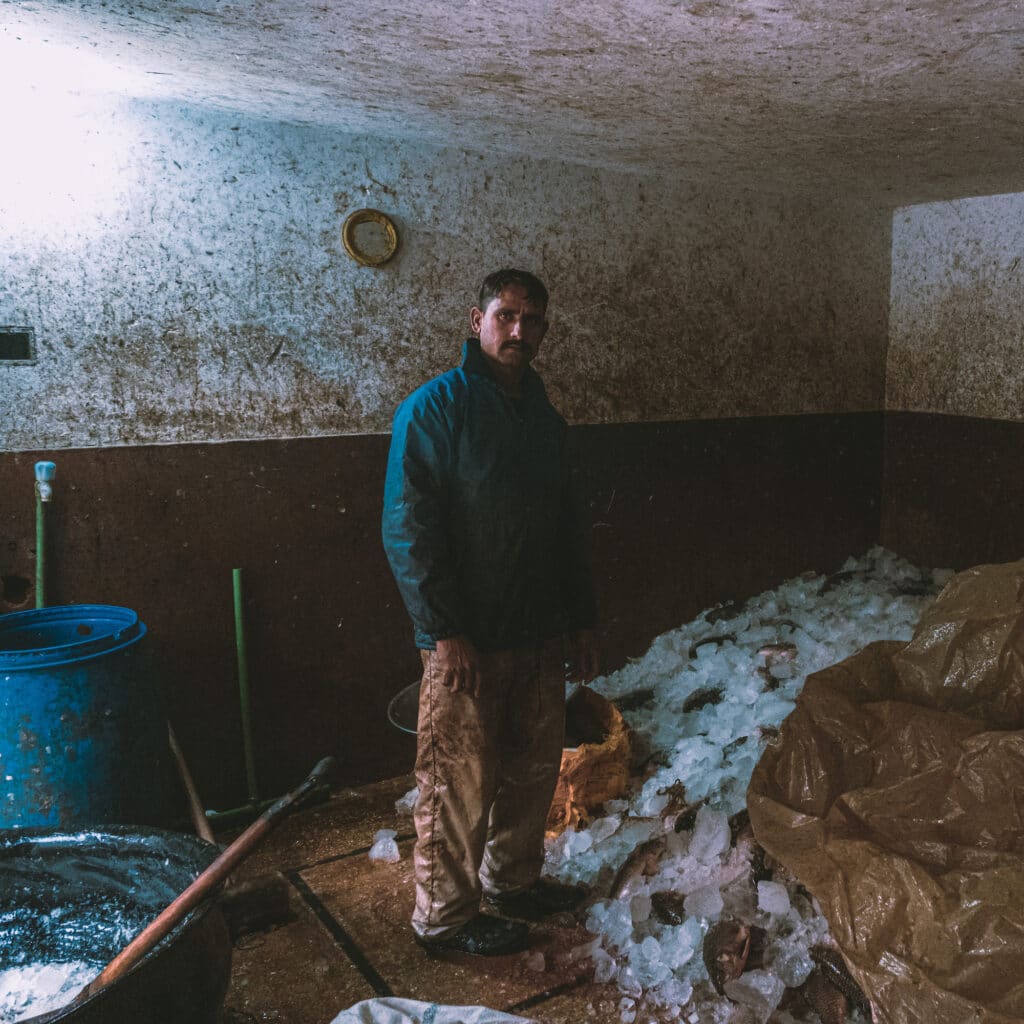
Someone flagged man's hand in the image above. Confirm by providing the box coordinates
[434,635,483,696]
[569,628,601,684]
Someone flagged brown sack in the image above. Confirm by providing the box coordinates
[748,561,1024,1024]
[546,687,632,835]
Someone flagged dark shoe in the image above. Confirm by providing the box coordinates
[414,913,530,956]
[486,878,587,921]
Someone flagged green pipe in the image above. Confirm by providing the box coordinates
[34,461,56,609]
[211,568,324,834]
[35,487,45,608]
[233,567,260,807]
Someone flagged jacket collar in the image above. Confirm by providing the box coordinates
[461,337,542,397]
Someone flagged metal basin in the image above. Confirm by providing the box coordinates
[386,680,602,744]
[0,826,231,1024]
[387,679,421,735]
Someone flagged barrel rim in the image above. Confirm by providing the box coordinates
[0,604,145,669]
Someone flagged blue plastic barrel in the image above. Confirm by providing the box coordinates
[0,605,172,829]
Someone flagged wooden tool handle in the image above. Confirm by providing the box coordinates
[77,755,335,1003]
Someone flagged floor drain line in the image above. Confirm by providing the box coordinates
[505,973,591,1014]
[286,870,394,997]
[297,832,417,873]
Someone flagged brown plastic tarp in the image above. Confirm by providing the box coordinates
[748,561,1024,1024]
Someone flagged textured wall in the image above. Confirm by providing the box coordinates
[0,95,890,451]
[888,192,1024,420]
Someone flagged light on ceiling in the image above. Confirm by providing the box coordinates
[0,31,140,235]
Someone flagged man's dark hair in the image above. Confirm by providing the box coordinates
[477,269,549,312]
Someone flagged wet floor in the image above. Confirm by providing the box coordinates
[219,775,624,1024]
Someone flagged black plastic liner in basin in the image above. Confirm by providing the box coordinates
[0,827,231,1024]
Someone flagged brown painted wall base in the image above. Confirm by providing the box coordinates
[882,412,1024,571]
[575,415,883,668]
[0,413,883,808]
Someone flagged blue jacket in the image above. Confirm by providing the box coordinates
[382,339,596,651]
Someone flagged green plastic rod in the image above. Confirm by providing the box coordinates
[35,489,44,608]
[233,567,260,807]
[204,797,280,828]
[34,461,56,608]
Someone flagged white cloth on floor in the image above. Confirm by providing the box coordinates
[329,998,536,1024]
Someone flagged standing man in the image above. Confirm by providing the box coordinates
[382,269,600,956]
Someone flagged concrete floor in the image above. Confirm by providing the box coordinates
[217,775,625,1024]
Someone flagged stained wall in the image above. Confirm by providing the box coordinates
[1,96,890,450]
[0,96,893,806]
[887,192,1024,420]
[883,192,1024,568]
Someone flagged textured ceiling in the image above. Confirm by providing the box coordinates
[4,0,1024,205]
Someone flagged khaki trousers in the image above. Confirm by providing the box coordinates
[412,638,566,939]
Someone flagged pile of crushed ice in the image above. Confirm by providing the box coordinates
[393,548,952,1022]
[0,961,97,1023]
[540,546,951,1022]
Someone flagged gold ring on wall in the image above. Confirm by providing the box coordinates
[342,208,399,267]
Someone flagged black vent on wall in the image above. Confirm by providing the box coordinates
[0,327,35,364]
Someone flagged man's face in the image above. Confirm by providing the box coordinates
[470,285,548,375]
